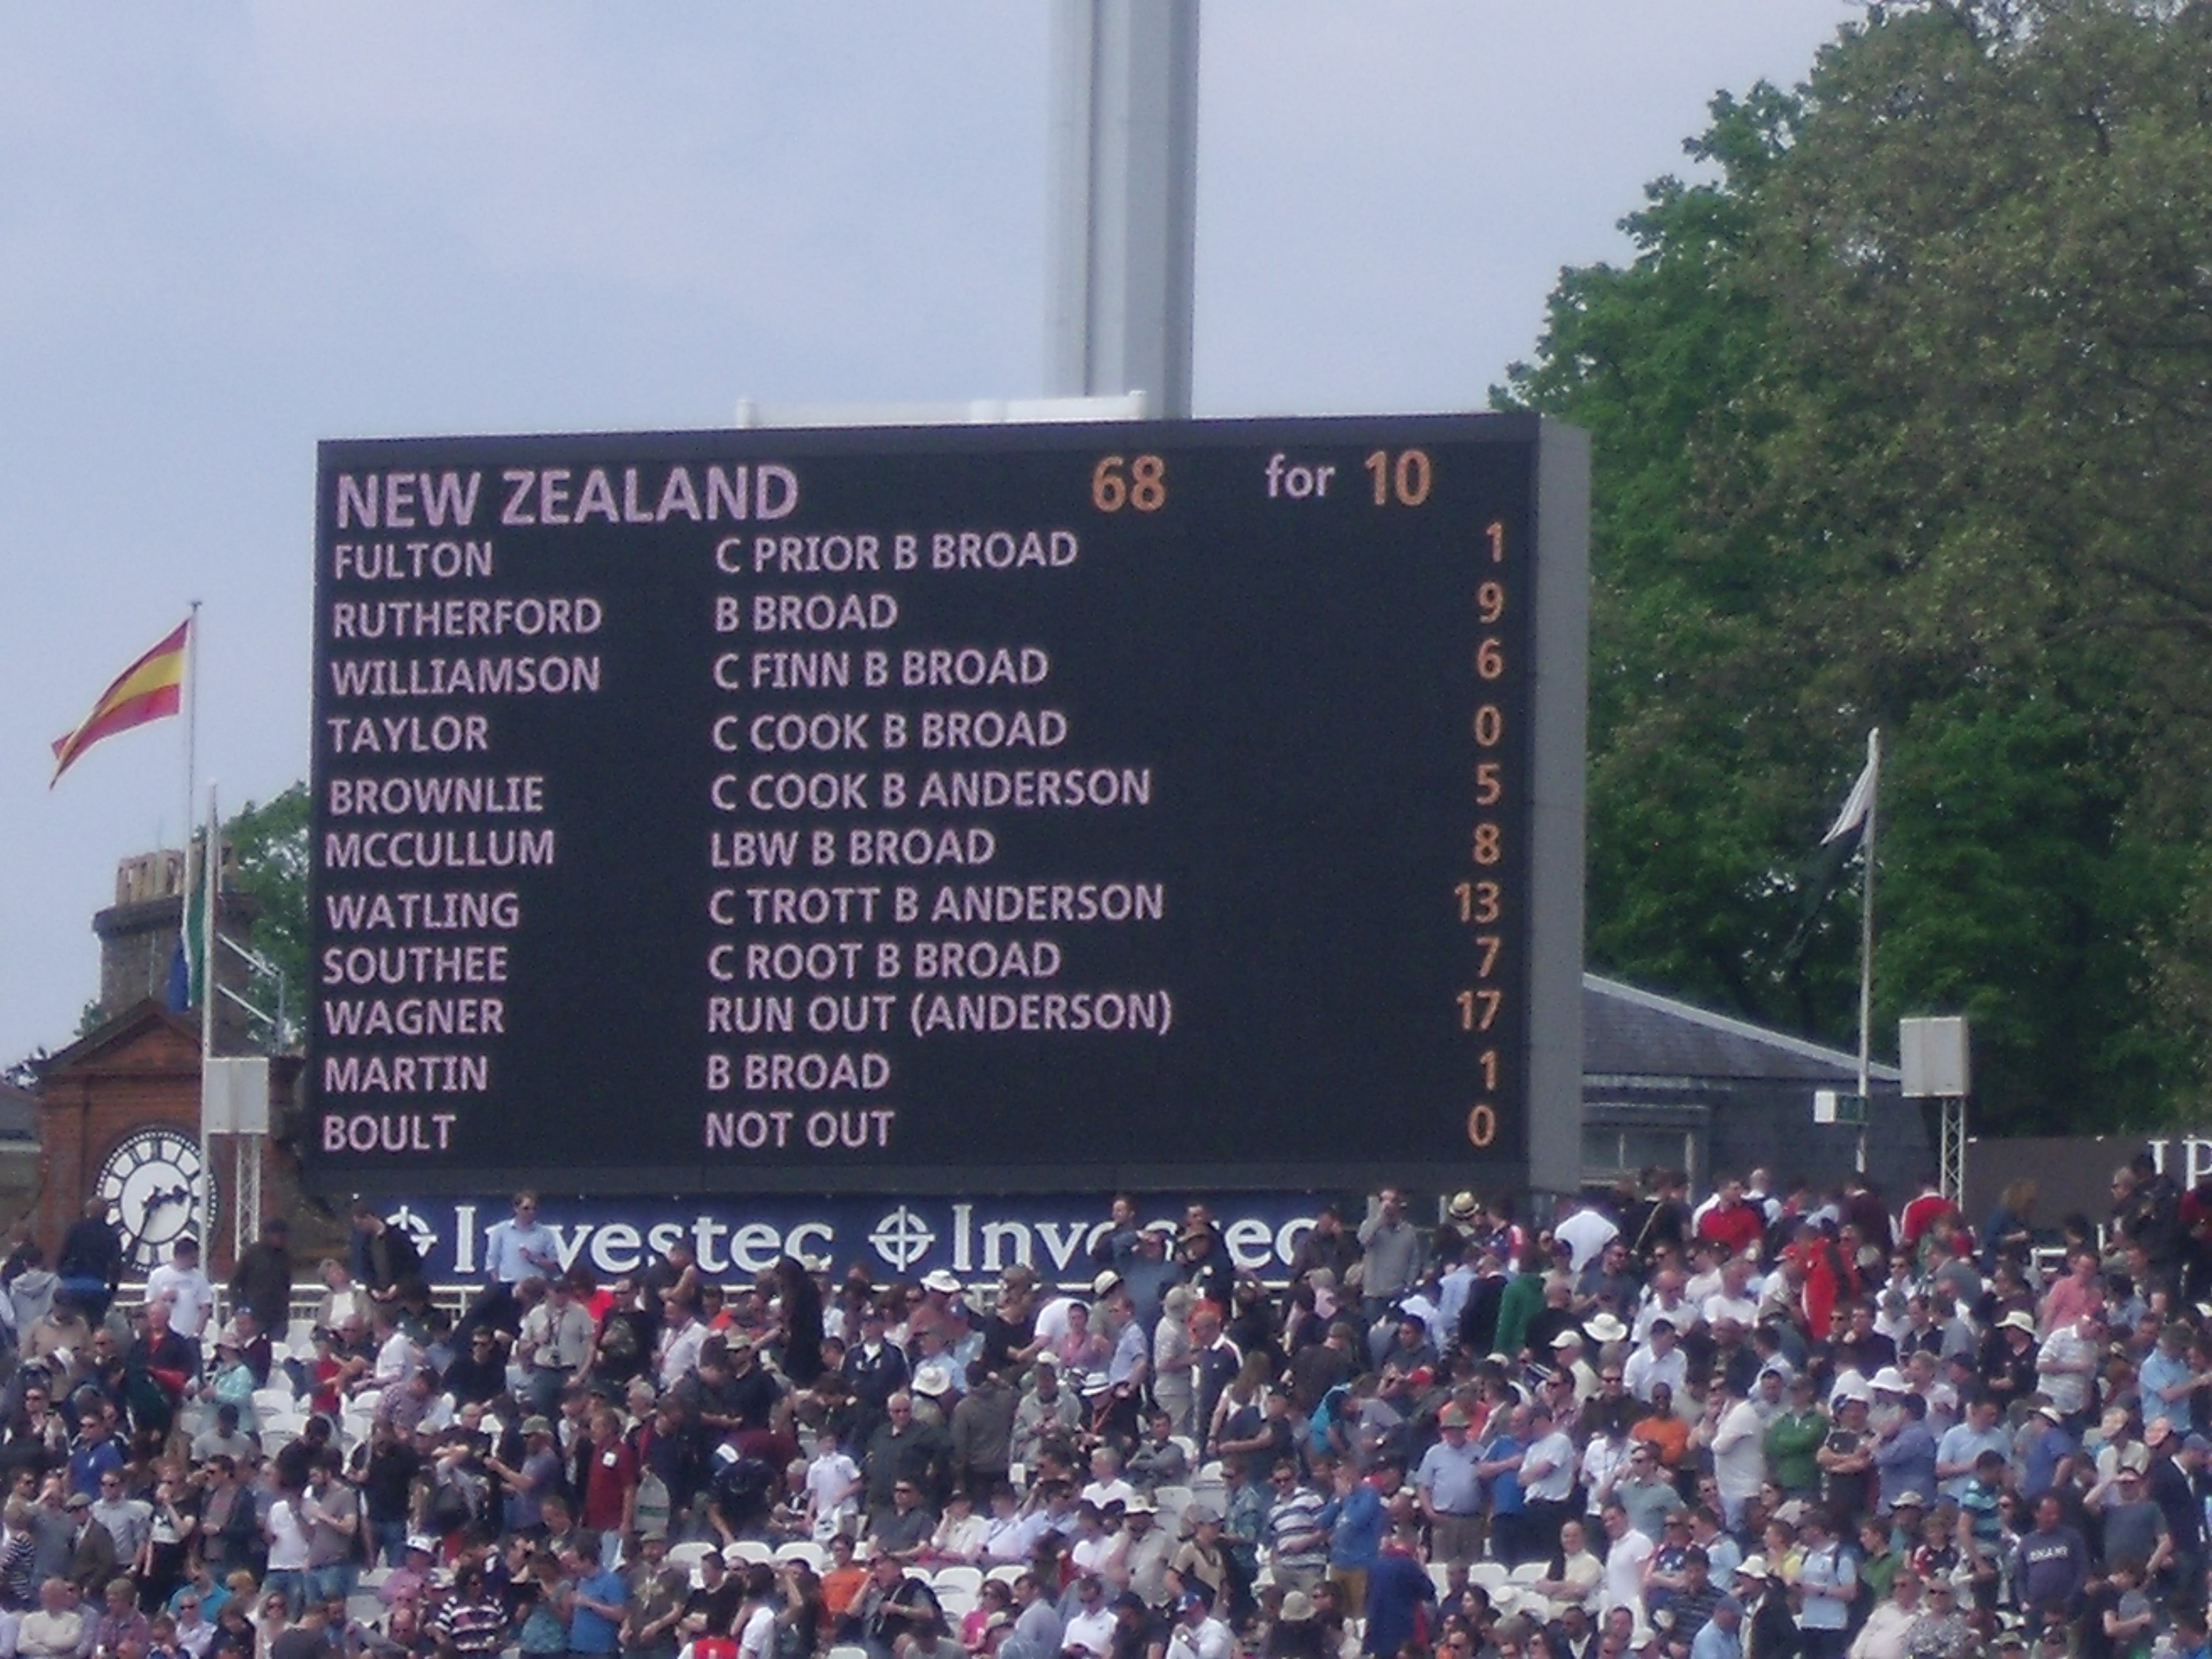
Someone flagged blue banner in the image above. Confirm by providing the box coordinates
[372,1191,1332,1287]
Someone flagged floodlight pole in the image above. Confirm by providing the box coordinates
[1049,0,1199,418]
[1855,728,1879,1175]
[1939,1096,1967,1205]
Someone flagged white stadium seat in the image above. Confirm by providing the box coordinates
[933,1566,982,1599]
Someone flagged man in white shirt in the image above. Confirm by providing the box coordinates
[1599,1502,1652,1618]
[657,1298,708,1390]
[144,1238,216,1350]
[1529,1517,1603,1614]
[1701,1376,1766,1529]
[1555,1204,1621,1274]
[1167,1584,1233,1659]
[1520,1401,1578,1555]
[2036,1310,2103,1424]
[1701,1259,1761,1332]
[1060,1575,1118,1658]
[1847,1571,1921,1659]
[1080,1447,1138,1512]
[1683,1242,1729,1310]
[1634,1272,1692,1345]
[1623,1315,1689,1404]
[1033,1287,1078,1350]
[368,1304,418,1390]
[17,1578,84,1659]
[315,1258,368,1333]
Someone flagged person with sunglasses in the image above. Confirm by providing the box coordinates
[1612,1444,1675,1546]
[1262,1463,1329,1596]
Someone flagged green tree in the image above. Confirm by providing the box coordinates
[1501,0,2212,1131]
[225,783,309,1048]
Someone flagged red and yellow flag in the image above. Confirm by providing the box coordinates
[49,618,190,785]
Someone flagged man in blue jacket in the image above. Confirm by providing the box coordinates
[1318,1456,1395,1613]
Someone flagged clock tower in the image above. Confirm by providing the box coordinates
[35,1001,300,1276]
[32,847,314,1275]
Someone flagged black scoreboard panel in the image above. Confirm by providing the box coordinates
[305,414,1587,1195]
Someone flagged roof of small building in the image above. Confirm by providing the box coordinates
[1585,973,1902,1085]
[0,1079,39,1142]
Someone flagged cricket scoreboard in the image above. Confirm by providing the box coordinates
[305,415,1587,1195]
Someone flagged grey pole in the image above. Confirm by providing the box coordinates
[1048,0,1199,418]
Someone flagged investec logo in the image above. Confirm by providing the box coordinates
[2147,1139,2212,1184]
[421,1198,1319,1283]
[868,1207,936,1272]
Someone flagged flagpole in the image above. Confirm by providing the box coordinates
[201,780,218,1248]
[183,602,201,889]
[1856,728,1879,1175]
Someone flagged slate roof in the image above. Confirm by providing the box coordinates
[0,1080,38,1142]
[1585,973,1901,1085]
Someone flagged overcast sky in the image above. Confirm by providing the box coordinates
[0,2,1857,1067]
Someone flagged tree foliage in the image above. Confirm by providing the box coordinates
[1500,0,2212,1131]
[226,782,310,1047]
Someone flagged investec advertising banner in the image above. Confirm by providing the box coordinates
[375,1192,1325,1286]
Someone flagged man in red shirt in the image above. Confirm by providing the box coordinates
[580,1405,638,1537]
[1696,1178,1764,1258]
[1899,1177,1961,1253]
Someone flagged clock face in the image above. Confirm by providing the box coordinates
[96,1128,215,1272]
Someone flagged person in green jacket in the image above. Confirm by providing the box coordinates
[1493,1252,1548,1361]
[1762,1372,1828,1497]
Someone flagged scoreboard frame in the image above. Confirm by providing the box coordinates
[304,413,1587,1198]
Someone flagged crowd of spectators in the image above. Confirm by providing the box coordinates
[0,1163,2203,1659]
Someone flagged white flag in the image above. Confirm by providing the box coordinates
[1821,731,1880,845]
